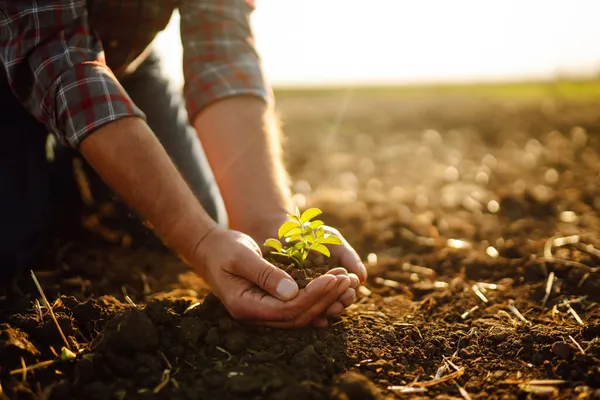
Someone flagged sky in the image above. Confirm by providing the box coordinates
[155,0,600,87]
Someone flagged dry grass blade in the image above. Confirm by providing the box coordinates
[455,382,472,400]
[553,235,580,248]
[434,363,447,380]
[10,360,56,376]
[444,357,461,372]
[471,284,488,303]
[539,257,599,273]
[387,386,428,394]
[476,282,498,290]
[412,368,465,388]
[159,351,173,370]
[520,385,558,395]
[569,335,585,355]
[503,379,566,385]
[567,305,584,325]
[153,369,171,394]
[461,305,479,320]
[124,295,138,308]
[30,270,71,350]
[0,382,10,400]
[507,300,531,325]
[34,299,43,321]
[541,272,555,308]
[574,242,600,260]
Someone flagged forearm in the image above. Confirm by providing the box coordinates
[193,97,293,236]
[80,117,217,264]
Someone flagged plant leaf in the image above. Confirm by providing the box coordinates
[264,238,283,252]
[316,227,326,238]
[285,234,303,243]
[293,241,308,251]
[300,208,322,224]
[278,221,299,238]
[283,227,303,238]
[310,243,331,257]
[309,220,324,229]
[319,235,343,245]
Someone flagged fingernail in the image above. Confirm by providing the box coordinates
[358,262,368,282]
[276,278,298,300]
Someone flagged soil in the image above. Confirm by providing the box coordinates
[268,254,337,289]
[3,89,600,399]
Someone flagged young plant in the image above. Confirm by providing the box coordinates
[264,207,342,268]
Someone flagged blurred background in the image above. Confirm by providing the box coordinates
[156,0,600,88]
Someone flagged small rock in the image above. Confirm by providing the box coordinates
[225,332,248,354]
[179,317,208,343]
[291,345,319,367]
[204,327,221,346]
[332,372,380,400]
[493,370,506,379]
[228,374,263,395]
[552,342,573,358]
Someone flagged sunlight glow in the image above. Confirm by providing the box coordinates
[155,0,600,86]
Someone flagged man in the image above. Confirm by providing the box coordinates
[0,1,367,328]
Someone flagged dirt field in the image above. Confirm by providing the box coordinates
[2,84,600,399]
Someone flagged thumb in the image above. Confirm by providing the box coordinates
[236,255,299,301]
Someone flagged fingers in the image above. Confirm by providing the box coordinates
[325,228,368,283]
[326,267,360,290]
[234,273,337,321]
[312,317,329,328]
[325,301,344,316]
[230,246,299,301]
[261,274,351,329]
[324,288,355,317]
[339,288,356,308]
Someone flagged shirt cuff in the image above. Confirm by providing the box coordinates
[183,53,273,123]
[49,62,146,148]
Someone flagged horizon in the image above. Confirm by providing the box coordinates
[155,0,600,87]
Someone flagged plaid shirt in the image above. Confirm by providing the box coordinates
[0,0,269,148]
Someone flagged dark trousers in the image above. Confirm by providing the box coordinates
[0,52,226,277]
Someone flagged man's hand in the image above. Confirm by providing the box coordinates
[251,217,366,326]
[191,228,351,328]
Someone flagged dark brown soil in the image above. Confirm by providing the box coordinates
[3,89,600,399]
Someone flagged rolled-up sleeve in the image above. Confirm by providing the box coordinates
[180,0,271,122]
[0,1,145,148]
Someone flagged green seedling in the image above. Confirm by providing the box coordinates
[264,207,342,268]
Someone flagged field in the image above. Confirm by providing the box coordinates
[3,81,600,399]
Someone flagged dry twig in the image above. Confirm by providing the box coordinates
[124,295,138,308]
[455,382,472,400]
[153,369,171,394]
[461,305,479,320]
[411,368,465,388]
[471,284,488,303]
[541,272,555,308]
[504,379,565,385]
[568,335,585,355]
[30,271,71,350]
[10,360,57,377]
[387,386,428,394]
[507,300,531,325]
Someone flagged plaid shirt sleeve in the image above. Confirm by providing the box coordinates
[0,1,145,148]
[180,0,272,122]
